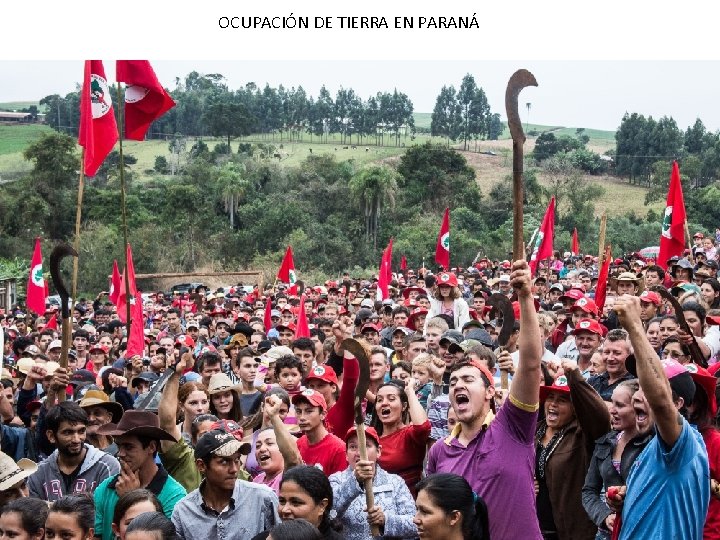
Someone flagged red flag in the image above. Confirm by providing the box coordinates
[263,295,273,331]
[400,255,407,272]
[78,60,118,176]
[45,313,58,330]
[294,295,310,339]
[26,238,46,314]
[657,161,688,269]
[529,197,556,275]
[109,260,122,306]
[595,244,612,313]
[571,228,580,255]
[277,246,298,295]
[116,244,138,324]
[435,208,450,270]
[116,60,176,141]
[377,238,394,300]
[125,295,145,357]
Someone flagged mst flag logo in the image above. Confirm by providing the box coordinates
[31,264,43,287]
[125,84,150,104]
[661,205,673,239]
[440,232,449,251]
[288,269,297,285]
[90,74,113,118]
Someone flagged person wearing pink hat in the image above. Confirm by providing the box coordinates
[611,294,709,540]
[425,272,470,332]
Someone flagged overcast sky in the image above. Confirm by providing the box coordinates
[2,60,720,132]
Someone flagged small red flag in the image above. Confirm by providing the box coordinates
[277,246,298,295]
[116,60,176,141]
[45,313,58,330]
[400,255,407,272]
[595,244,612,313]
[571,228,580,256]
[116,244,138,324]
[529,197,556,275]
[125,295,146,358]
[109,260,122,306]
[263,295,273,331]
[435,208,450,270]
[78,60,118,176]
[294,295,310,339]
[377,238,394,300]
[26,238,46,315]
[657,161,688,269]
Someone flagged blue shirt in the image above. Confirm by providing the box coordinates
[620,419,709,540]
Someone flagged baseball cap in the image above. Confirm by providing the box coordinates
[561,288,585,302]
[186,321,199,329]
[131,372,159,388]
[549,283,564,293]
[439,330,464,348]
[392,326,413,337]
[305,365,339,386]
[344,425,380,446]
[571,297,599,316]
[639,290,661,306]
[661,359,696,407]
[360,323,381,334]
[209,420,252,454]
[540,375,571,402]
[572,319,604,336]
[498,274,511,282]
[436,272,458,287]
[48,340,62,351]
[291,388,327,411]
[360,299,375,309]
[270,309,281,318]
[263,346,294,363]
[69,369,96,386]
[194,429,249,460]
[175,335,195,348]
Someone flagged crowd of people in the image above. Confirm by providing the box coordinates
[0,240,719,539]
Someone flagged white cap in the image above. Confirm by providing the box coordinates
[499,274,511,282]
[360,299,374,309]
[48,340,62,351]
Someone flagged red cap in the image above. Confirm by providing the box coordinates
[344,425,380,446]
[401,286,426,299]
[639,290,662,306]
[275,322,296,333]
[707,315,720,326]
[561,289,585,302]
[540,375,571,402]
[501,260,511,269]
[210,419,244,440]
[360,322,381,333]
[89,344,110,355]
[210,306,227,315]
[407,308,428,330]
[572,318,604,336]
[436,272,458,287]
[176,334,195,348]
[685,363,717,415]
[292,388,328,411]
[306,365,339,386]
[571,297,599,316]
[613,258,624,265]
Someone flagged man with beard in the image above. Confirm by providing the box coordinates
[425,260,543,540]
[79,390,124,455]
[28,401,120,501]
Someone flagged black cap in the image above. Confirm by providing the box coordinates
[69,369,95,385]
[256,340,272,353]
[464,328,494,348]
[439,330,464,347]
[131,372,159,388]
[194,429,248,460]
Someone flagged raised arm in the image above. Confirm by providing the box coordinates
[158,353,190,452]
[509,260,542,408]
[564,361,611,449]
[405,377,428,425]
[614,294,681,447]
[266,395,302,469]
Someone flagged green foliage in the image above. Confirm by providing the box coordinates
[154,155,169,174]
[533,132,585,162]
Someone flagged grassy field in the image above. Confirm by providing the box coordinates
[0,101,43,111]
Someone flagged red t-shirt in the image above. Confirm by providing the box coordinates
[703,427,720,539]
[378,420,431,495]
[297,432,348,476]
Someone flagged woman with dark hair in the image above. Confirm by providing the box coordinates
[414,473,489,540]
[660,335,693,367]
[125,512,177,540]
[371,380,430,495]
[46,494,96,540]
[682,301,707,338]
[266,519,322,540]
[245,387,292,477]
[207,373,244,423]
[176,381,210,446]
[702,278,720,310]
[112,489,162,540]
[0,498,48,540]
[251,465,343,540]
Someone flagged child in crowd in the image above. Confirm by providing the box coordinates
[411,353,434,409]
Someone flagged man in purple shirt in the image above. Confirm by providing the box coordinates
[426,259,542,540]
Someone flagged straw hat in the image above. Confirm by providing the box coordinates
[207,373,240,395]
[78,390,124,423]
[0,452,37,491]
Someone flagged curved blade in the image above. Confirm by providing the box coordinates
[49,244,78,320]
[505,69,538,145]
[651,286,706,367]
[487,293,515,347]
[341,338,370,425]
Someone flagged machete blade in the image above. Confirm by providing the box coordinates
[341,337,370,425]
[49,244,78,320]
[651,286,707,367]
[487,293,515,348]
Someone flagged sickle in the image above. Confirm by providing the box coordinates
[49,243,78,402]
[505,69,538,261]
[487,293,516,389]
[651,286,707,367]
[340,337,380,536]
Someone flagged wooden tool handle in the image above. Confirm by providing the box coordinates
[356,422,380,537]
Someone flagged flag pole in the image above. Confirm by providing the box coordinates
[685,221,695,265]
[115,83,131,336]
[598,211,607,265]
[71,151,86,303]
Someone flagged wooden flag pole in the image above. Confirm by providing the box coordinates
[598,211,607,265]
[685,221,695,265]
[116,83,131,336]
[71,150,86,303]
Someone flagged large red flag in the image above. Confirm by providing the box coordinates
[529,197,556,275]
[109,260,122,306]
[78,60,118,176]
[26,238,46,314]
[595,244,612,313]
[377,238,394,300]
[116,60,176,141]
[435,208,450,270]
[294,295,310,339]
[277,246,298,295]
[116,244,138,324]
[125,295,146,357]
[657,161,688,269]
[571,228,580,256]
[263,295,273,331]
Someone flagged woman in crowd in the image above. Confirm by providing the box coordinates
[208,372,245,423]
[45,495,96,540]
[701,278,720,310]
[645,317,663,353]
[535,361,610,540]
[176,381,210,445]
[371,380,430,495]
[112,489,163,540]
[330,426,417,540]
[414,473,490,540]
[124,512,177,540]
[582,379,651,539]
[0,498,48,540]
[426,272,470,331]
[245,387,292,477]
